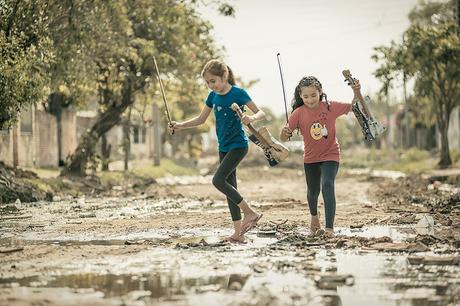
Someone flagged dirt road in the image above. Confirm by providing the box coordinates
[1,166,459,306]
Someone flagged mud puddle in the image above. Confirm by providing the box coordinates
[1,247,458,305]
[0,271,249,299]
[0,225,420,247]
[1,226,459,305]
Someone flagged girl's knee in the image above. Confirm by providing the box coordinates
[212,175,224,188]
[307,187,321,198]
[307,191,320,199]
[322,180,334,190]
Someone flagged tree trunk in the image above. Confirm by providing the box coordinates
[63,74,134,176]
[47,92,65,166]
[100,134,111,171]
[438,119,452,168]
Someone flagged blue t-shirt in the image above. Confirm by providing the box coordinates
[205,86,251,152]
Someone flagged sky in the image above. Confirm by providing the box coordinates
[197,0,421,116]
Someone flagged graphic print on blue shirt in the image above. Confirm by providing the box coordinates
[205,86,251,152]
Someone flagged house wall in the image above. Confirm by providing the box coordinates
[35,110,58,167]
[0,107,179,168]
[447,107,460,149]
[0,130,13,164]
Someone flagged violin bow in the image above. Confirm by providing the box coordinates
[276,53,289,124]
[277,53,291,139]
[153,56,174,134]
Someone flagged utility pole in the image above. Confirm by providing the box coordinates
[385,93,392,148]
[403,71,410,148]
[152,103,161,166]
[12,125,18,167]
[32,104,37,167]
[402,33,410,148]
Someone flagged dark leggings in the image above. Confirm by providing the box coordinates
[213,147,248,221]
[304,161,339,229]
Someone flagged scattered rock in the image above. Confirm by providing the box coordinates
[408,256,460,266]
[0,247,24,254]
[368,242,429,252]
[314,274,354,290]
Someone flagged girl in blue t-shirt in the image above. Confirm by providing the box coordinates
[169,59,265,243]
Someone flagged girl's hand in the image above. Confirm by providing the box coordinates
[168,121,183,133]
[281,125,292,138]
[240,114,253,125]
[351,79,361,93]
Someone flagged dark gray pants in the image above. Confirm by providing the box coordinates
[304,161,339,229]
[213,147,248,221]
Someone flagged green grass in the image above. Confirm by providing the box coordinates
[26,178,54,193]
[99,171,127,188]
[26,177,78,196]
[131,159,198,178]
[99,159,198,188]
[341,147,438,174]
[24,167,60,179]
[24,159,198,193]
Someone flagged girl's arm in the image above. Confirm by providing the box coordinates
[241,101,266,125]
[169,106,212,132]
[280,110,298,142]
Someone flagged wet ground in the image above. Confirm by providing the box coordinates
[1,166,460,306]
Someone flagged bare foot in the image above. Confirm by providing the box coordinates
[224,234,246,244]
[314,229,325,236]
[324,228,334,237]
[241,212,258,227]
[241,213,263,235]
[310,214,321,233]
[229,232,241,240]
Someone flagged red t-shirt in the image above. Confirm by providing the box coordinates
[288,101,352,163]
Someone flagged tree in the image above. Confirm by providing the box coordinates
[64,0,228,175]
[0,0,52,129]
[373,0,459,168]
[1,0,232,173]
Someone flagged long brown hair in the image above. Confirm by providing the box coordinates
[201,59,235,85]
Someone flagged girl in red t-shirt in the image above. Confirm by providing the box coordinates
[280,76,360,236]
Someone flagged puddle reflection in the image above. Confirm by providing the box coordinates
[1,225,458,306]
[0,272,250,298]
[336,226,411,242]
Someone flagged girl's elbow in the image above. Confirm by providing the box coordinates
[258,110,267,120]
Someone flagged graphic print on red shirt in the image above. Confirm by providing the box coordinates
[288,101,352,163]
